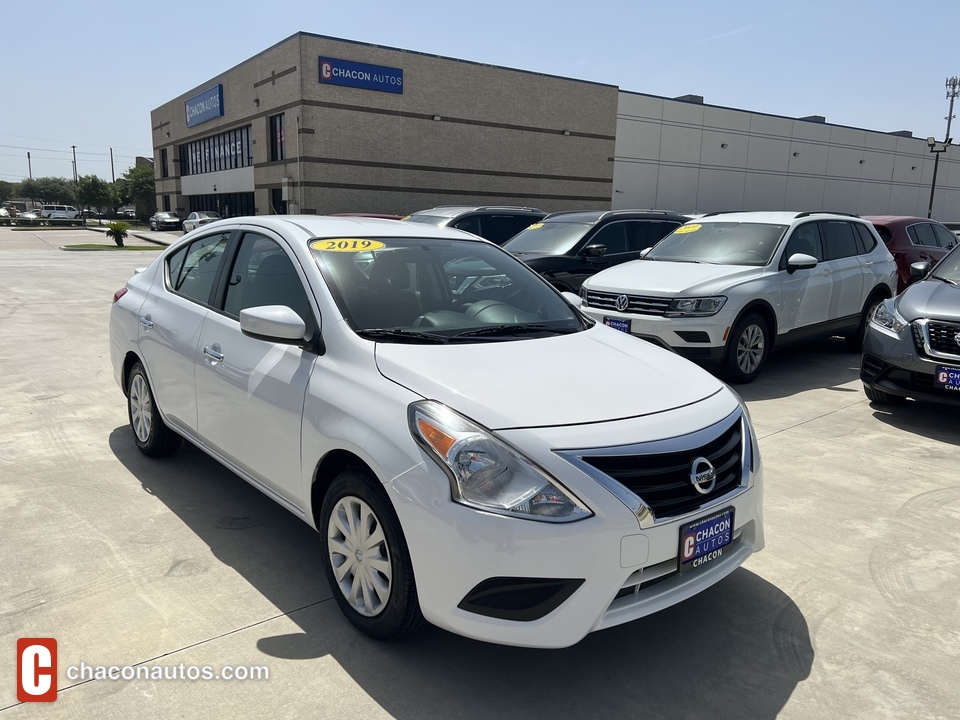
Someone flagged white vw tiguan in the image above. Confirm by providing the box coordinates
[579,211,898,382]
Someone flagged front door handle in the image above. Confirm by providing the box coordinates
[203,345,224,362]
[139,316,154,330]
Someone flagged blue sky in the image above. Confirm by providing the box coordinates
[1,0,956,183]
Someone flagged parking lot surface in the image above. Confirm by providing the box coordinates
[1,227,958,719]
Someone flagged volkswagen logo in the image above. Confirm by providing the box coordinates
[615,294,630,312]
[689,457,717,495]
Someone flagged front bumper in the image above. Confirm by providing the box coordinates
[861,325,960,406]
[388,397,764,648]
[581,306,730,367]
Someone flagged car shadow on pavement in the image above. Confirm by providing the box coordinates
[110,428,812,720]
[734,337,862,402]
[867,399,960,447]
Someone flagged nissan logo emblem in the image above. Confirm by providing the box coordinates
[615,294,630,312]
[690,456,717,495]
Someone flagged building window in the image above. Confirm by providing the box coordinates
[178,125,252,177]
[163,195,171,211]
[160,148,168,178]
[269,114,285,162]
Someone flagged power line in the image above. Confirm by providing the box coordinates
[0,133,149,154]
[0,144,142,160]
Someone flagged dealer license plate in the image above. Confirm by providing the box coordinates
[604,317,630,333]
[934,366,960,392]
[678,507,735,573]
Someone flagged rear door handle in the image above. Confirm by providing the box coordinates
[139,316,154,330]
[203,345,224,362]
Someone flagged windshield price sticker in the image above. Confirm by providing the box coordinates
[678,507,734,573]
[526,223,544,230]
[674,224,702,234]
[311,239,386,253]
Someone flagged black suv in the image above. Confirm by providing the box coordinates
[501,209,688,292]
[402,206,546,245]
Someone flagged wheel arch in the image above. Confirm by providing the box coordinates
[121,351,143,396]
[733,300,778,348]
[311,449,375,530]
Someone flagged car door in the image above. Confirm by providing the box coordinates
[817,220,863,326]
[559,221,638,291]
[777,221,832,334]
[137,231,233,435]
[194,229,318,508]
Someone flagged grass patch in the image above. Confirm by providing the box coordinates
[62,244,162,251]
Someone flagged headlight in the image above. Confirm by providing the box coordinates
[665,296,726,317]
[578,284,588,301]
[409,401,592,522]
[869,300,907,336]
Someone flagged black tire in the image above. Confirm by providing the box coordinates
[126,362,182,456]
[722,312,770,384]
[319,467,425,640]
[863,384,906,405]
[846,293,885,352]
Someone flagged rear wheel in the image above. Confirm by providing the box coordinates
[319,467,425,640]
[863,384,906,405]
[127,362,182,456]
[722,313,769,384]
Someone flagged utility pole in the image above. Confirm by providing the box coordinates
[927,76,959,218]
[71,145,78,184]
[109,147,115,182]
[27,152,32,179]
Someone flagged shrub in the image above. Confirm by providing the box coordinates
[105,221,130,248]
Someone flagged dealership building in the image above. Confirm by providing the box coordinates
[151,32,960,219]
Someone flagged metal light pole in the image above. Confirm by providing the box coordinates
[71,145,78,184]
[927,76,959,218]
[27,152,32,180]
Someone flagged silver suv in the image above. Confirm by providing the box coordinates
[403,205,545,245]
[578,211,898,383]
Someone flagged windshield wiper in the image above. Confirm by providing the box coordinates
[454,324,577,339]
[931,274,959,286]
[356,329,450,344]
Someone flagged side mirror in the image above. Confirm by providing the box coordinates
[582,243,607,258]
[910,261,932,280]
[561,291,583,308]
[786,252,818,274]
[639,247,653,258]
[240,305,307,344]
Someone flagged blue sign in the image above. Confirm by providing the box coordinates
[185,84,224,127]
[319,57,403,94]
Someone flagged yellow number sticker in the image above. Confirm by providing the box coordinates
[526,223,544,230]
[311,238,386,252]
[674,224,702,234]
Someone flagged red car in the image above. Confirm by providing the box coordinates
[863,216,958,293]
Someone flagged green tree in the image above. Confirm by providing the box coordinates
[105,221,129,248]
[76,175,113,224]
[117,164,156,210]
[0,181,18,204]
[19,177,76,205]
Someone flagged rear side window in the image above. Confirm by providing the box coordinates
[167,232,231,305]
[819,221,859,260]
[932,224,958,249]
[854,223,878,253]
[907,223,938,247]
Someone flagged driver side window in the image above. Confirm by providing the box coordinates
[780,223,823,270]
[589,223,630,255]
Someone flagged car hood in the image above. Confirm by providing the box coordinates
[374,326,726,430]
[585,260,763,296]
[896,278,960,321]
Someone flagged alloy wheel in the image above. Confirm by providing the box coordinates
[736,323,765,374]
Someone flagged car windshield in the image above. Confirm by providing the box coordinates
[646,221,788,266]
[932,245,960,283]
[501,222,591,255]
[403,214,448,226]
[310,237,586,342]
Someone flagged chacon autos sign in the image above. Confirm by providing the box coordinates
[185,84,224,127]
[319,57,403,94]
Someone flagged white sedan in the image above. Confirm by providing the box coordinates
[181,210,221,233]
[109,216,764,647]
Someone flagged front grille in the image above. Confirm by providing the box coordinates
[584,290,671,316]
[927,321,960,356]
[580,419,742,520]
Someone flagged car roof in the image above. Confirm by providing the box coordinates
[694,211,866,225]
[197,214,484,241]
[542,209,687,224]
[862,215,931,225]
[407,205,544,218]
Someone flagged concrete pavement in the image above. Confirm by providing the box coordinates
[1,226,958,719]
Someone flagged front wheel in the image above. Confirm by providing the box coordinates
[863,384,906,405]
[127,362,182,456]
[846,294,885,352]
[319,468,424,640]
[722,313,770,384]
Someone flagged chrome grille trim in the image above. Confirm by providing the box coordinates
[584,289,672,316]
[915,319,960,361]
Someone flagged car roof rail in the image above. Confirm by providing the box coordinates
[472,206,544,212]
[699,210,741,218]
[794,211,861,219]
[597,209,682,220]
